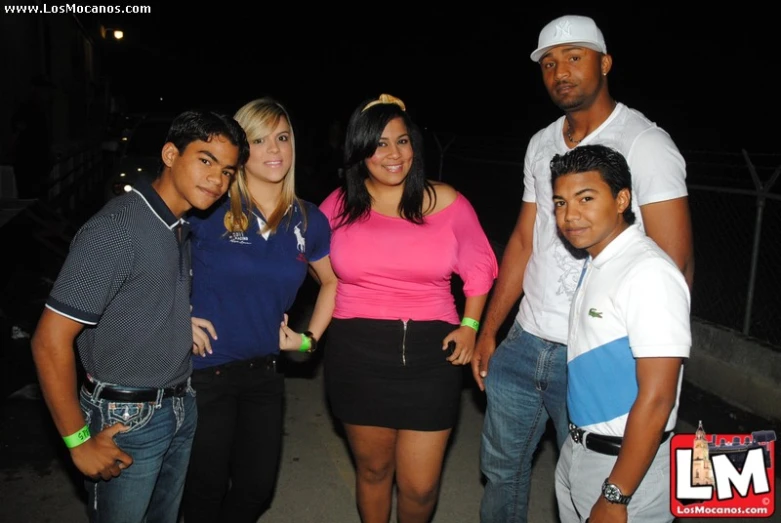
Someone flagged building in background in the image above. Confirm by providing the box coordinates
[692,421,716,486]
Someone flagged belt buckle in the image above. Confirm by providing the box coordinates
[569,425,583,444]
[170,381,188,397]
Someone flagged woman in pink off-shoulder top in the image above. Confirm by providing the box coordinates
[319,94,498,523]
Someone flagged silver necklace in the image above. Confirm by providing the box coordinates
[566,120,582,144]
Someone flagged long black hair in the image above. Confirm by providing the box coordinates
[333,96,435,228]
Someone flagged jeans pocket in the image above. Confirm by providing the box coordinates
[490,322,523,365]
[79,385,98,408]
[503,321,524,344]
[81,400,94,428]
[105,401,155,432]
[186,377,197,397]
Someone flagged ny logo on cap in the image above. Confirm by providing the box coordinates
[554,20,573,38]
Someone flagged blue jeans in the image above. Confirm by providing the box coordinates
[479,321,569,523]
[80,379,198,523]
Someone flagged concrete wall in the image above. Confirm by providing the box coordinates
[687,318,781,423]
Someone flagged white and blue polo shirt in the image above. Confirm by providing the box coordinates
[567,225,691,437]
[188,197,330,368]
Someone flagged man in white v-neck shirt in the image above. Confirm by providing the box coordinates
[472,14,694,523]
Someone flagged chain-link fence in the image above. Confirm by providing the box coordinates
[686,150,781,346]
[425,131,781,348]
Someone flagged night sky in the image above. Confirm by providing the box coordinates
[98,6,773,154]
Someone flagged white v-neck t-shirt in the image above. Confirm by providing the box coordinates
[516,103,688,344]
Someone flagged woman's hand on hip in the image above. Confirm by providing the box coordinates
[442,326,478,366]
[279,313,304,352]
[192,316,217,357]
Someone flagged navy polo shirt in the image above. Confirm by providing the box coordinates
[46,182,194,388]
[188,198,330,368]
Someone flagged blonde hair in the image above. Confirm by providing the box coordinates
[225,97,305,234]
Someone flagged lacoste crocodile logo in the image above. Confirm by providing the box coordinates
[588,308,603,318]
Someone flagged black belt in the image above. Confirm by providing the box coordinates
[83,378,188,402]
[198,354,279,374]
[569,424,672,456]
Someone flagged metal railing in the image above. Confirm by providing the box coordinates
[426,131,781,348]
[44,142,110,218]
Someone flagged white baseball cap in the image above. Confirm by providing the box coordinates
[530,15,607,62]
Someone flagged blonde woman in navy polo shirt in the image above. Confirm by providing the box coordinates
[182,97,337,523]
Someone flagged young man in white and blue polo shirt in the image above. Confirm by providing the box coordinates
[30,110,249,523]
[551,145,690,523]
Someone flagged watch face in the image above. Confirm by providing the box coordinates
[604,484,621,502]
[602,482,630,504]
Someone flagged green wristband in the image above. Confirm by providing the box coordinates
[299,333,312,352]
[461,317,480,332]
[63,425,91,449]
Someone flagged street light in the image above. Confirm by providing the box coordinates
[100,25,124,40]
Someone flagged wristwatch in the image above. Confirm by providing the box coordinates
[602,478,632,505]
[303,331,318,353]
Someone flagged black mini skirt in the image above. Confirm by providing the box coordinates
[324,317,462,431]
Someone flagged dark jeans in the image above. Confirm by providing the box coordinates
[182,356,285,523]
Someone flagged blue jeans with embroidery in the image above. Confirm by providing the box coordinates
[79,379,197,523]
[479,321,570,523]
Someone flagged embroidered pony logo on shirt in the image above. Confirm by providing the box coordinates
[294,223,305,253]
[294,222,307,262]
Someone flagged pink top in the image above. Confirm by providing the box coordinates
[320,189,498,323]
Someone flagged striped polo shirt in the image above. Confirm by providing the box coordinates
[46,182,193,388]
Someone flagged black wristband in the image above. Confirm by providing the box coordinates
[303,331,318,353]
